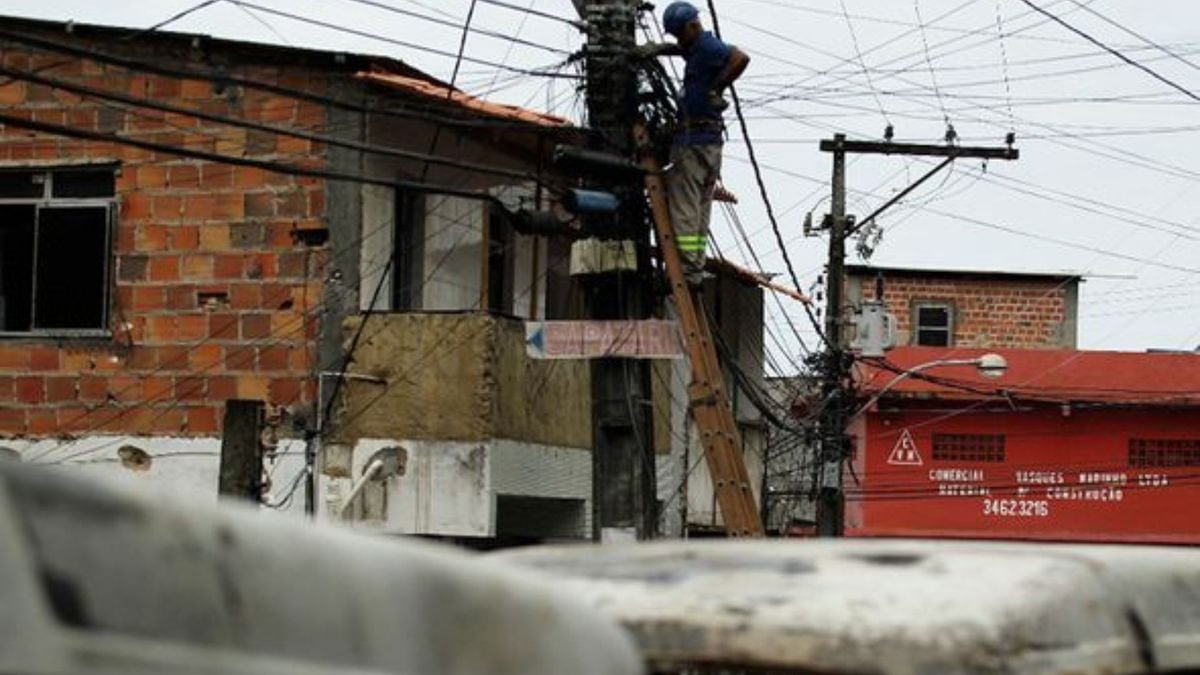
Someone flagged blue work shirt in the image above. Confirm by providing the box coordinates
[676,30,732,146]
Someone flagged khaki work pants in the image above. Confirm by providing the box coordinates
[666,143,723,285]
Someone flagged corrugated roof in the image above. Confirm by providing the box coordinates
[856,346,1200,407]
[358,71,571,127]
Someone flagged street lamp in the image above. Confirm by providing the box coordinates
[855,353,1008,417]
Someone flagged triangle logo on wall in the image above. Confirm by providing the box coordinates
[887,429,923,466]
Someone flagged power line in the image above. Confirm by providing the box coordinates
[142,0,223,34]
[726,0,1158,51]
[993,0,1015,130]
[0,63,552,187]
[226,1,577,78]
[741,0,1091,110]
[1015,0,1200,103]
[477,0,539,98]
[1063,0,1200,73]
[476,0,581,27]
[705,0,829,348]
[338,0,571,56]
[721,153,1200,276]
[741,57,1200,185]
[0,110,509,204]
[838,0,889,124]
[232,2,295,46]
[912,0,949,126]
[0,28,581,134]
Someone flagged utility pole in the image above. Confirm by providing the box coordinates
[816,135,849,536]
[578,0,657,541]
[218,399,265,502]
[815,134,1018,536]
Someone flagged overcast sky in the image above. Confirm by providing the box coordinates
[6,0,1199,370]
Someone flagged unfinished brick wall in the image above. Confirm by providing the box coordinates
[853,272,1077,350]
[0,42,329,438]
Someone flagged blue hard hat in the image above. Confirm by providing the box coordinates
[662,1,699,35]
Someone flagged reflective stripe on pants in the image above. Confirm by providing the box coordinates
[666,143,722,284]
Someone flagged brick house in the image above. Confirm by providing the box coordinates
[0,16,771,542]
[766,264,1084,533]
[846,264,1081,349]
[0,15,587,526]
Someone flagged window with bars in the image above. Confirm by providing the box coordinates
[0,167,116,335]
[1128,438,1200,468]
[914,302,953,347]
[932,433,1006,462]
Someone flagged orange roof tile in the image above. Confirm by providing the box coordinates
[357,70,571,128]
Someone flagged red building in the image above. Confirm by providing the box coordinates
[848,346,1200,544]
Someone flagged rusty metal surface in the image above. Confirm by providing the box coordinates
[496,539,1200,674]
[0,462,641,675]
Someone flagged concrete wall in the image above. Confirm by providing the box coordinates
[333,313,591,448]
[324,437,591,538]
[4,437,307,517]
[491,318,592,448]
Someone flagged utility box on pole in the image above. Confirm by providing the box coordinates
[814,134,1018,536]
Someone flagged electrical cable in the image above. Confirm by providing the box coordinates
[838,0,890,125]
[142,0,223,34]
[476,0,581,27]
[225,1,579,78]
[0,63,554,187]
[994,0,1015,132]
[704,0,830,348]
[912,0,950,127]
[0,110,510,204]
[233,2,295,46]
[338,0,570,56]
[0,27,581,134]
[1017,0,1200,103]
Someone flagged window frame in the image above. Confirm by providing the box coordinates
[932,433,1006,463]
[912,300,955,347]
[0,166,117,339]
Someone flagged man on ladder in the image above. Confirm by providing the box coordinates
[634,2,764,538]
[637,1,750,287]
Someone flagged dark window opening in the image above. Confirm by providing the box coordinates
[391,189,425,311]
[53,170,116,199]
[0,171,44,199]
[0,168,114,334]
[543,236,577,320]
[35,207,109,330]
[486,207,513,314]
[0,205,35,331]
[915,303,952,347]
[933,433,1006,462]
[1129,438,1200,468]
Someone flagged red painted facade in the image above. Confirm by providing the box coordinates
[848,347,1200,544]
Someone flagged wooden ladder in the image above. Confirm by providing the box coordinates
[636,122,765,537]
